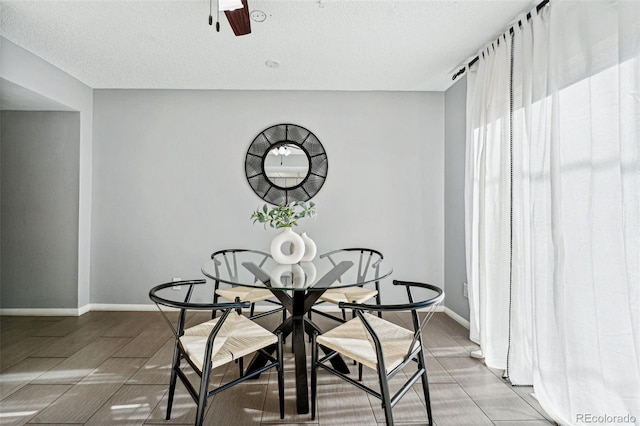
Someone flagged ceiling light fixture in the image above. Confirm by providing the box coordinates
[219,0,243,10]
[270,145,292,156]
[209,0,251,36]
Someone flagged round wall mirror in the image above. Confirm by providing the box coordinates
[245,124,328,205]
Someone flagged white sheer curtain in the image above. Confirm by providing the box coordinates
[464,32,513,369]
[466,1,640,423]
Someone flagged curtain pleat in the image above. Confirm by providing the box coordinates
[464,35,512,369]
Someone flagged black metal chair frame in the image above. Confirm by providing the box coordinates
[308,248,384,324]
[310,280,444,426]
[149,279,285,426]
[211,249,287,321]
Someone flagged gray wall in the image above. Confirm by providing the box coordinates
[91,90,445,305]
[444,76,469,321]
[1,111,80,308]
[0,114,2,290]
[1,38,94,309]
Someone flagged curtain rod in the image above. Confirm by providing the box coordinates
[451,0,550,81]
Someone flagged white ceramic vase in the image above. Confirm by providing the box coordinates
[300,232,317,261]
[271,227,305,264]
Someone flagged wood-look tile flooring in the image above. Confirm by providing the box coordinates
[0,310,555,425]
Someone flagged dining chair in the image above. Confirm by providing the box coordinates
[149,279,285,426]
[310,280,444,426]
[211,249,286,321]
[309,248,384,323]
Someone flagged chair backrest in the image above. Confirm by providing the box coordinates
[149,279,249,337]
[395,280,444,357]
[320,248,384,282]
[339,280,444,365]
[211,249,271,282]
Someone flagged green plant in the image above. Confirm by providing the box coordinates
[251,201,316,229]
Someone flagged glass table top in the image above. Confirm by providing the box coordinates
[201,248,392,291]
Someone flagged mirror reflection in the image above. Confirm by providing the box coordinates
[264,144,309,188]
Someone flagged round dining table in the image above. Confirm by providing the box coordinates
[201,248,393,415]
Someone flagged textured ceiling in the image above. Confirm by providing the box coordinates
[1,0,536,91]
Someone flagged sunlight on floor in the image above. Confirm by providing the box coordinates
[108,399,152,420]
[0,372,43,383]
[0,410,37,418]
[111,403,146,410]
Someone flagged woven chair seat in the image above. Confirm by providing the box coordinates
[215,281,275,304]
[180,312,277,372]
[319,287,379,304]
[316,313,415,374]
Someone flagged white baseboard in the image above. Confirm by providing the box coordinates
[0,307,84,316]
[0,303,469,328]
[0,304,160,316]
[78,304,91,315]
[443,307,470,329]
[90,303,161,311]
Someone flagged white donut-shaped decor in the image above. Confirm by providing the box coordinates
[270,227,305,264]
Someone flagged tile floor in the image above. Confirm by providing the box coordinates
[0,310,555,425]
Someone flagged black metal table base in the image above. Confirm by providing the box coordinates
[241,260,355,415]
[245,291,350,415]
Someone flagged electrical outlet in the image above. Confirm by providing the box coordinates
[463,282,469,299]
[172,277,182,290]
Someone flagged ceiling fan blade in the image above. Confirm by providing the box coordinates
[225,0,251,36]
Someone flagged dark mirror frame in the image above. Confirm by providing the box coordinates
[245,124,328,205]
